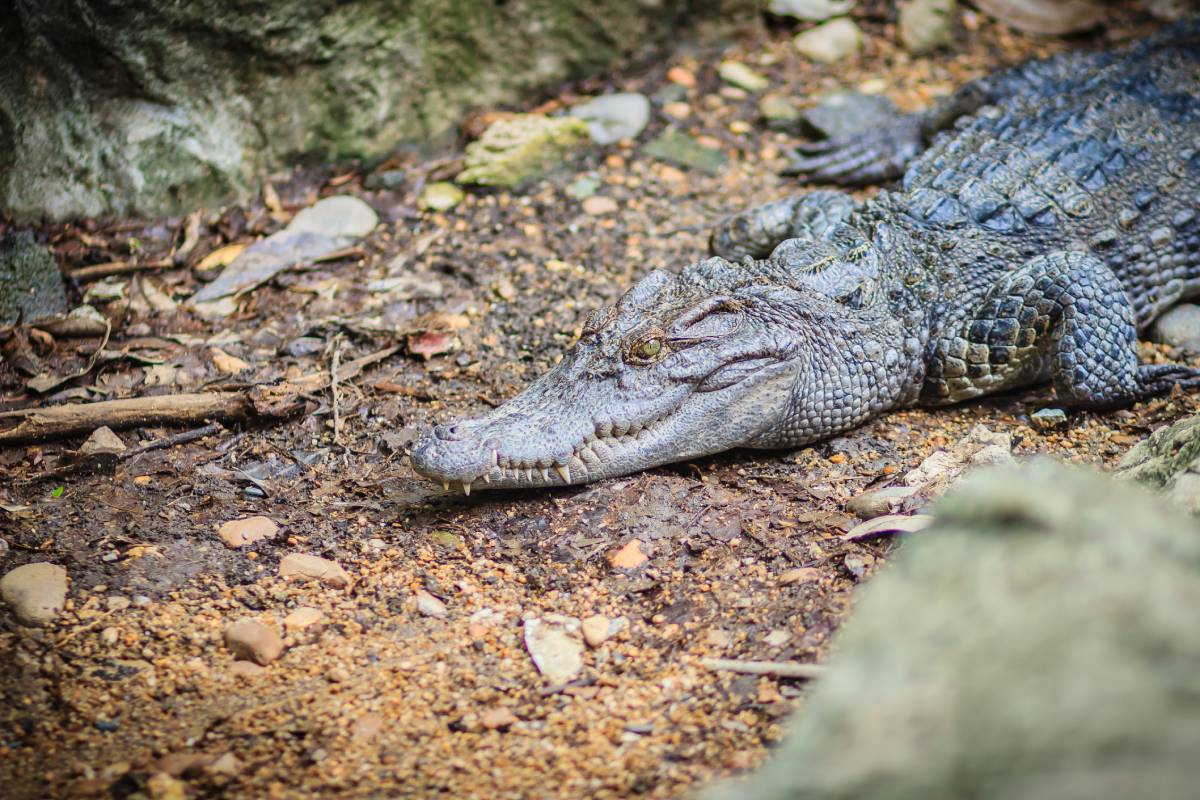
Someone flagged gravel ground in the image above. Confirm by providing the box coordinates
[0,6,1192,799]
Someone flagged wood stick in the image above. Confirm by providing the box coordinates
[697,658,826,679]
[68,258,174,281]
[0,389,299,446]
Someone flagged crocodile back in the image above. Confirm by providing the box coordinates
[897,33,1200,328]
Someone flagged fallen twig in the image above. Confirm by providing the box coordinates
[698,658,826,679]
[0,387,304,446]
[68,258,175,281]
[331,337,344,445]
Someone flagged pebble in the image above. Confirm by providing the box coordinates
[801,92,899,141]
[662,101,692,120]
[666,66,696,87]
[364,168,406,191]
[900,0,957,55]
[80,426,126,456]
[581,196,619,216]
[846,485,920,519]
[327,666,351,683]
[352,713,384,741]
[106,595,131,612]
[643,129,726,174]
[764,629,792,647]
[217,515,280,548]
[718,60,769,92]
[416,590,448,618]
[456,114,589,187]
[1150,303,1200,351]
[1031,408,1069,431]
[768,0,855,20]
[100,626,120,646]
[760,94,802,127]
[1,562,68,626]
[704,629,732,648]
[223,618,285,665]
[288,195,379,239]
[278,553,352,588]
[481,706,518,730]
[581,614,612,648]
[524,617,584,684]
[146,772,187,800]
[229,660,268,680]
[793,17,864,64]
[571,92,651,145]
[208,752,241,775]
[610,539,648,569]
[418,182,464,212]
[565,176,600,199]
[283,606,324,631]
[778,567,820,585]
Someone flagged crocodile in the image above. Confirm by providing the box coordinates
[411,21,1200,493]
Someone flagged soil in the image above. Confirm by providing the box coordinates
[0,7,1191,799]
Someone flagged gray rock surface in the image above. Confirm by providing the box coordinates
[1150,303,1200,351]
[0,233,67,324]
[1,1,755,220]
[717,460,1200,800]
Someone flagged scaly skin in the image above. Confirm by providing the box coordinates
[412,22,1200,492]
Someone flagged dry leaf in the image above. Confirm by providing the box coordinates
[195,243,248,272]
[842,514,934,542]
[406,331,460,360]
[210,347,250,374]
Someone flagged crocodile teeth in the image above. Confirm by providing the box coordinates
[540,468,550,482]
[525,468,534,483]
[442,482,451,491]
[482,473,492,483]
[491,450,499,466]
[462,481,472,496]
[555,464,571,483]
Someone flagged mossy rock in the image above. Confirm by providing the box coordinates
[0,233,67,324]
[456,115,589,188]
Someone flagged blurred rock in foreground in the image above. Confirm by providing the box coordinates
[716,459,1200,800]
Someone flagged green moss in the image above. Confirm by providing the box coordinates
[456,115,589,188]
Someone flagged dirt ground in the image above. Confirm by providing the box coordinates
[0,7,1192,799]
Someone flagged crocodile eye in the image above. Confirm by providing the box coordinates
[627,336,664,364]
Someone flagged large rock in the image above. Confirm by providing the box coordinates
[0,233,67,324]
[1,562,68,626]
[0,0,757,220]
[1115,413,1200,514]
[718,460,1200,800]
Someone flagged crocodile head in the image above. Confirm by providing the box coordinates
[411,251,904,492]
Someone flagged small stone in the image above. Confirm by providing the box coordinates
[217,516,280,549]
[610,539,648,569]
[801,92,899,141]
[100,626,120,646]
[223,618,284,665]
[846,485,921,519]
[663,101,692,120]
[416,590,448,618]
[642,129,726,174]
[571,92,651,145]
[581,614,612,648]
[1150,303,1200,351]
[210,347,250,375]
[764,629,792,647]
[287,195,378,238]
[155,753,210,778]
[208,752,242,775]
[581,195,619,216]
[524,617,584,684]
[106,595,131,612]
[768,0,855,21]
[718,61,769,93]
[352,713,384,741]
[364,168,406,191]
[1,562,67,626]
[899,0,957,55]
[418,182,465,212]
[844,553,875,580]
[1031,408,1069,432]
[667,66,696,87]
[146,772,187,800]
[760,94,802,127]
[457,114,589,188]
[327,666,351,683]
[565,177,600,199]
[793,18,864,64]
[778,567,820,585]
[481,706,518,730]
[79,426,126,456]
[283,606,324,631]
[229,660,267,680]
[278,553,352,588]
[705,629,732,648]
